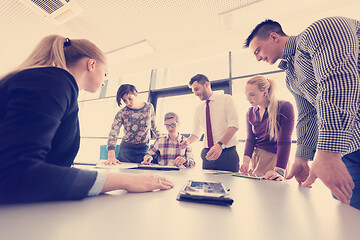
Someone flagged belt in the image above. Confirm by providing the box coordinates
[204,146,236,151]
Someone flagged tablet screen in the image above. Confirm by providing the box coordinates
[182,181,227,197]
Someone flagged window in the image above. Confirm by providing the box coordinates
[75,52,299,165]
[231,49,279,77]
[108,70,152,95]
[155,53,229,89]
[155,90,224,135]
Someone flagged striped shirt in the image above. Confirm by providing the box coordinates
[146,134,195,168]
[278,16,360,160]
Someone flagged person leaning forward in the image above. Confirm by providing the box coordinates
[244,17,360,209]
[0,35,173,204]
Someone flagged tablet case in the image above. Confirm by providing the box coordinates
[176,193,234,206]
[176,181,234,206]
[134,164,180,171]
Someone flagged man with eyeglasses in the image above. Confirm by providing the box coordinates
[180,74,240,172]
[141,112,195,168]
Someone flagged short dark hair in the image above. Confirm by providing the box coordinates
[116,84,138,106]
[189,74,209,86]
[244,19,286,48]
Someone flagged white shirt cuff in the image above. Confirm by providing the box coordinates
[87,170,107,197]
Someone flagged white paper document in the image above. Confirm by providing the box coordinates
[95,161,138,169]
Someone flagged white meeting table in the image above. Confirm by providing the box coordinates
[1,166,359,240]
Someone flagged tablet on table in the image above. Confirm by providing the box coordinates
[177,180,234,205]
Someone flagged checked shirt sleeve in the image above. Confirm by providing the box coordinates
[291,93,318,160]
[304,17,360,154]
[146,137,160,158]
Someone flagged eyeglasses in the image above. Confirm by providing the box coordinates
[164,123,177,128]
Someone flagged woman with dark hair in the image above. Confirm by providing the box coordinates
[106,84,160,164]
[0,35,173,204]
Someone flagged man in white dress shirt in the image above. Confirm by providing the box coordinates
[180,74,240,171]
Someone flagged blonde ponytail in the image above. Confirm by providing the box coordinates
[247,75,279,141]
[1,35,106,80]
[266,78,278,141]
[18,35,68,70]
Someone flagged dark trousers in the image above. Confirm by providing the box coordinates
[201,146,239,172]
[117,141,148,163]
[342,149,360,210]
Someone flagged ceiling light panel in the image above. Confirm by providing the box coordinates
[106,40,155,64]
[219,0,264,31]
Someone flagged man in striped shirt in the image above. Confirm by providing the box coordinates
[244,17,360,209]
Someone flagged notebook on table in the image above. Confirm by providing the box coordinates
[231,172,265,180]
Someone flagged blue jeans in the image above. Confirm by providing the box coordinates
[117,141,148,163]
[342,150,360,210]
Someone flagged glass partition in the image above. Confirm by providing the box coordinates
[118,70,152,92]
[231,49,279,77]
[79,92,149,136]
[155,90,224,135]
[156,53,229,89]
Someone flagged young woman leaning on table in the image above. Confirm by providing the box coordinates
[0,35,173,204]
[240,75,295,180]
[106,84,160,165]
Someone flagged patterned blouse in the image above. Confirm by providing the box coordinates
[107,102,160,150]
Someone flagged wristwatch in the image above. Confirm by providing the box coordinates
[217,141,226,149]
[275,169,285,177]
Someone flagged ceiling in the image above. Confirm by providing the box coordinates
[0,0,359,77]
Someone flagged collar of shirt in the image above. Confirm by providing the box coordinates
[253,106,269,121]
[253,105,268,112]
[207,92,220,102]
[278,36,298,70]
[165,132,183,143]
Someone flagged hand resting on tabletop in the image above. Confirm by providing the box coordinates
[141,155,153,165]
[264,170,283,181]
[172,156,187,167]
[101,173,174,193]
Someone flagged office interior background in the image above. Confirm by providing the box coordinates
[0,0,359,165]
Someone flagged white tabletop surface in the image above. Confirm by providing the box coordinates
[1,166,359,240]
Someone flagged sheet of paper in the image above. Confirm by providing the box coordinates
[204,170,234,175]
[95,161,138,169]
